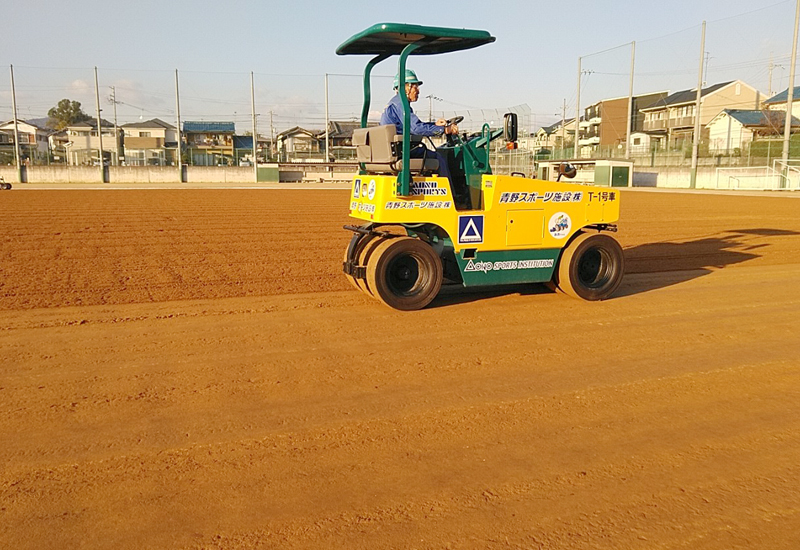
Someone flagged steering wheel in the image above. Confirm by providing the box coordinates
[445,115,465,146]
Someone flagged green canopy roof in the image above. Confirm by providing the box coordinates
[336,23,495,56]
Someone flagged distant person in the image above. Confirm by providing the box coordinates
[380,69,457,181]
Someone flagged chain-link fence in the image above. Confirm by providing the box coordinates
[530,134,800,169]
[0,67,533,168]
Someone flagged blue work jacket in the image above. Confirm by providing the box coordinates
[380,94,443,137]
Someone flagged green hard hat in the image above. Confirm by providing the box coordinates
[393,69,423,90]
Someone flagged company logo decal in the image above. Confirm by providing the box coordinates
[548,212,571,239]
[464,259,554,272]
[385,201,452,210]
[458,215,484,244]
[367,180,376,200]
[353,179,361,198]
[409,181,448,196]
[499,191,583,204]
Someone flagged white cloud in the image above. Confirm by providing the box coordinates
[69,79,90,94]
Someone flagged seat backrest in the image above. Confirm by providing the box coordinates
[353,125,397,166]
[354,124,439,175]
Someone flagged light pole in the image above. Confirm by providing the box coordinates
[781,0,800,180]
[108,86,120,165]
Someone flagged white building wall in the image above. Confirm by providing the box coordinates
[707,114,751,153]
[628,132,652,154]
[763,99,800,119]
[66,128,119,164]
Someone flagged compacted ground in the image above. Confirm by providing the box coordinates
[1,188,799,549]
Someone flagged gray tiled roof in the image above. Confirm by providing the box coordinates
[122,118,175,130]
[67,118,114,129]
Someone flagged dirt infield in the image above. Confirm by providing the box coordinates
[2,189,800,549]
[1,189,799,310]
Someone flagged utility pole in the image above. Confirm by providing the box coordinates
[250,71,258,183]
[625,41,636,160]
[270,110,275,160]
[575,57,582,159]
[425,95,442,123]
[109,86,119,166]
[690,21,706,189]
[781,0,800,182]
[9,65,22,181]
[175,69,183,182]
[324,73,330,162]
[94,67,105,182]
[561,98,566,158]
[768,53,775,97]
[703,52,712,87]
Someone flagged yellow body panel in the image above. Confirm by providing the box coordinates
[349,174,620,252]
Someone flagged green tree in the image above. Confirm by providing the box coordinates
[47,99,91,130]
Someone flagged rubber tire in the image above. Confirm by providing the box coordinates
[343,246,361,291]
[555,232,624,301]
[354,235,385,296]
[366,237,443,311]
[343,234,382,294]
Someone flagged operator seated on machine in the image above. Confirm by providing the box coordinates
[380,69,458,183]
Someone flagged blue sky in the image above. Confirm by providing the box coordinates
[2,0,798,132]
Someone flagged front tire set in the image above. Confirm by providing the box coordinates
[551,232,624,300]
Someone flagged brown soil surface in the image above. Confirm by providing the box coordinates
[1,189,799,549]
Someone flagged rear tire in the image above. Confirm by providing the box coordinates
[366,237,443,311]
[555,232,624,301]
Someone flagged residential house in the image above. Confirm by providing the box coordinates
[578,91,668,156]
[277,126,322,161]
[232,135,255,165]
[321,120,378,160]
[640,80,761,151]
[48,130,69,162]
[525,118,577,154]
[535,119,570,151]
[64,119,120,165]
[0,119,51,164]
[183,121,235,166]
[122,118,177,166]
[627,132,656,155]
[763,86,800,119]
[257,134,274,161]
[706,109,800,153]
